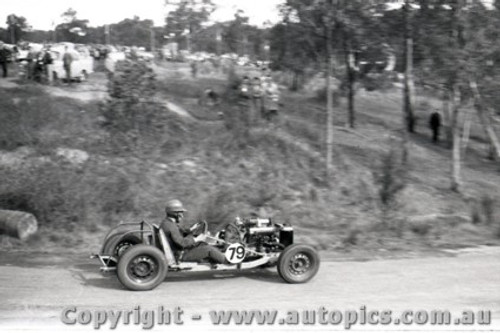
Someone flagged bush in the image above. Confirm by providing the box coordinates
[360,72,394,92]
[469,194,497,226]
[101,59,181,154]
[0,162,87,225]
[0,87,56,150]
[372,144,407,228]
[0,160,139,228]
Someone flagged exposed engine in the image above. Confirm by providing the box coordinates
[218,216,294,256]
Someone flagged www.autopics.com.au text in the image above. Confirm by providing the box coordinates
[60,305,492,329]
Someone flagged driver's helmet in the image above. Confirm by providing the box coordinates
[165,199,187,215]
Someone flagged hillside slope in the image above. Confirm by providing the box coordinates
[0,64,499,256]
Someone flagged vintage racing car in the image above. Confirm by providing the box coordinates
[92,216,320,291]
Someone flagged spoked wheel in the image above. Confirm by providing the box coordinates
[117,245,167,291]
[114,237,140,258]
[277,244,320,283]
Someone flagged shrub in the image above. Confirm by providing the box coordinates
[343,228,362,246]
[360,72,394,92]
[469,194,498,226]
[0,162,87,225]
[100,59,179,154]
[0,87,55,150]
[372,144,408,228]
[0,158,140,228]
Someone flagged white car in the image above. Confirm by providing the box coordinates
[104,51,126,72]
[47,44,94,83]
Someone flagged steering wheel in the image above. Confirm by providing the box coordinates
[190,220,208,235]
[192,221,209,245]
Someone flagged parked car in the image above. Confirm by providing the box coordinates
[47,43,94,83]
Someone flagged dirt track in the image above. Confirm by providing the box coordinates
[0,247,499,332]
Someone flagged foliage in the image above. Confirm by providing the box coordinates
[164,0,215,49]
[372,144,408,225]
[55,8,89,43]
[107,17,156,50]
[100,59,181,154]
[5,14,29,44]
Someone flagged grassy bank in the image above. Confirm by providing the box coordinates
[0,62,499,255]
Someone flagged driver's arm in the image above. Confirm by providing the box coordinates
[162,222,196,249]
[178,224,193,236]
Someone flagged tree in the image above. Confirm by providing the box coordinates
[222,10,249,55]
[278,0,374,178]
[269,19,321,90]
[402,0,417,136]
[407,0,500,189]
[55,8,89,43]
[6,14,29,44]
[278,0,345,178]
[164,0,216,51]
[109,17,156,50]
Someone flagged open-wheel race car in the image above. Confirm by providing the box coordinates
[92,216,320,291]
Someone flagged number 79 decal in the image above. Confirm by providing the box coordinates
[225,243,246,264]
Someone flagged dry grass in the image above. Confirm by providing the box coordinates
[1,63,500,255]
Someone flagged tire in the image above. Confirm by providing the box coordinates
[277,244,320,284]
[101,234,141,258]
[117,245,167,291]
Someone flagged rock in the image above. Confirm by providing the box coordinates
[181,160,197,169]
[55,148,89,166]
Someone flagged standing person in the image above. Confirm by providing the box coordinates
[62,46,73,84]
[41,46,53,83]
[262,75,280,123]
[26,46,36,80]
[250,76,263,125]
[190,61,198,78]
[239,76,251,99]
[0,42,10,78]
[429,110,442,143]
[160,199,230,265]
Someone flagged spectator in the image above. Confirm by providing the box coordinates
[190,61,198,78]
[429,110,442,143]
[41,46,53,83]
[0,42,10,78]
[62,46,73,84]
[26,46,36,80]
[250,76,263,124]
[262,75,280,123]
[239,76,251,99]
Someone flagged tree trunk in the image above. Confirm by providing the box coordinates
[0,210,38,241]
[461,104,473,152]
[450,85,462,192]
[342,34,356,128]
[469,79,500,161]
[442,89,453,148]
[403,0,416,134]
[326,24,334,180]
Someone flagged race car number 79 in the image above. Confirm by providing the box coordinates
[225,243,245,264]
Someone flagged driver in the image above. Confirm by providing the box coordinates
[160,199,229,265]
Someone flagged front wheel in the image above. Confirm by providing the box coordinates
[277,244,320,284]
[117,245,167,291]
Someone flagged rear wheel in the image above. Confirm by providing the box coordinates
[277,244,320,283]
[114,236,141,258]
[117,245,167,291]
